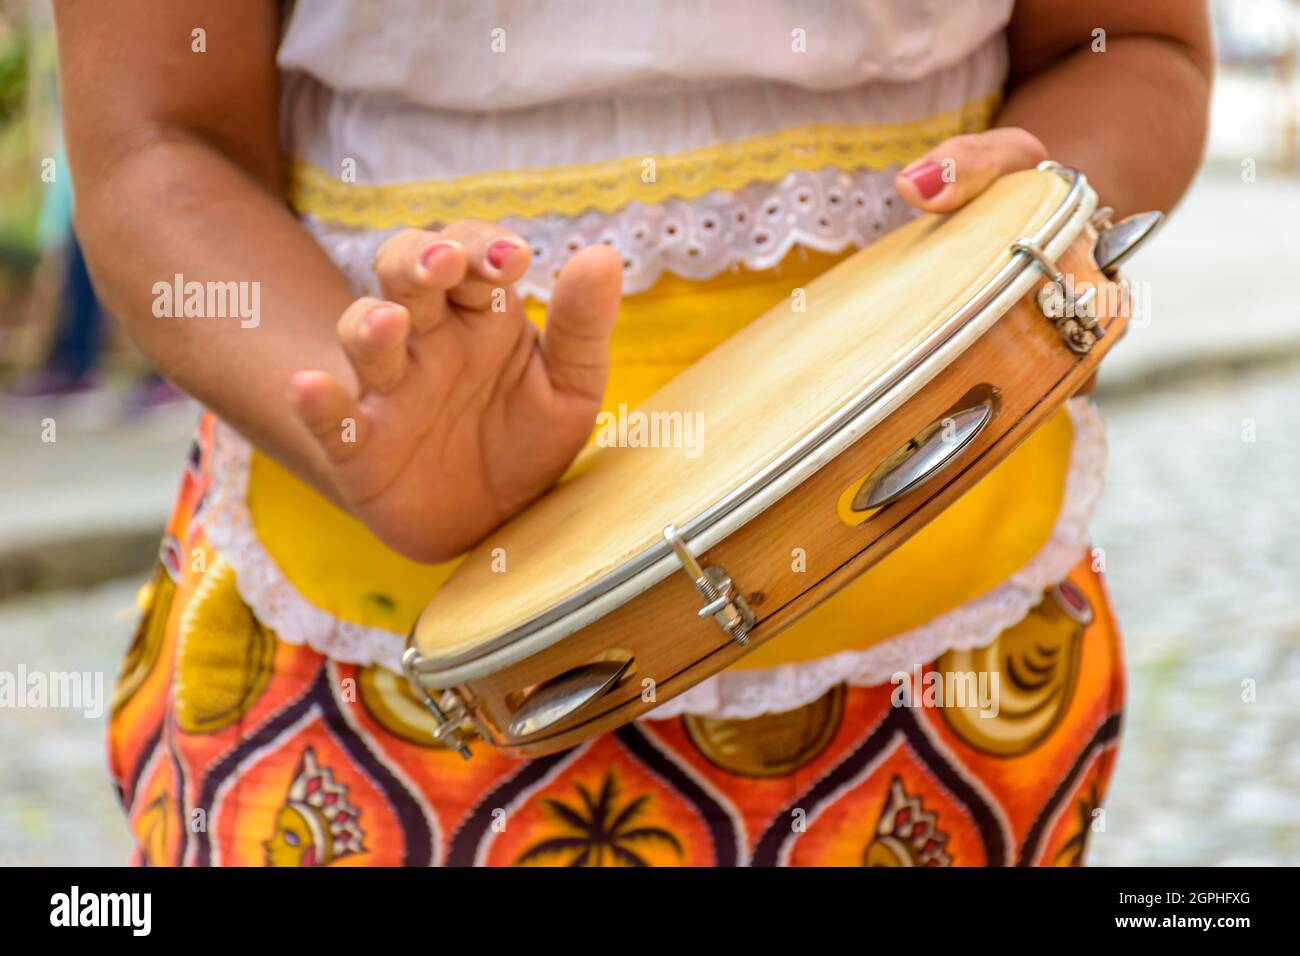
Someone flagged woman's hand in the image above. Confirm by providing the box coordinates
[289,222,623,563]
[894,127,1049,213]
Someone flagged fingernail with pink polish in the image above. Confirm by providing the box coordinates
[485,239,520,271]
[363,304,395,331]
[903,161,946,200]
[419,241,458,273]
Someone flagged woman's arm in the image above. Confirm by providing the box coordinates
[999,0,1213,217]
[54,1,623,562]
[896,0,1213,219]
[54,1,358,497]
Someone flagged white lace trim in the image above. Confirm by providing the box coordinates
[304,167,916,303]
[202,426,408,673]
[202,398,1104,717]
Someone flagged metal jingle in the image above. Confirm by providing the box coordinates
[507,658,632,739]
[853,397,994,512]
[1094,210,1164,274]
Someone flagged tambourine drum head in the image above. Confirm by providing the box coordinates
[414,170,1072,663]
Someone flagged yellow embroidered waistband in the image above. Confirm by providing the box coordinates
[284,93,1001,228]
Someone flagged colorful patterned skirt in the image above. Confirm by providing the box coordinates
[108,423,1124,866]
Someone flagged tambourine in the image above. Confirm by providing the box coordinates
[403,163,1160,758]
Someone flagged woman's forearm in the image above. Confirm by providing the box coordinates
[998,35,1212,217]
[73,129,358,502]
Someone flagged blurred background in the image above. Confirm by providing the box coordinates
[1,0,1298,865]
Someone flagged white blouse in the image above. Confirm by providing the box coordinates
[278,0,1015,115]
[277,0,1013,299]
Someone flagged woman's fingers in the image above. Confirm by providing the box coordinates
[541,244,622,400]
[437,219,532,311]
[289,370,366,464]
[371,222,532,323]
[895,127,1048,213]
[373,230,467,332]
[337,297,411,392]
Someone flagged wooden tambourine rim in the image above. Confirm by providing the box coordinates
[409,165,1096,687]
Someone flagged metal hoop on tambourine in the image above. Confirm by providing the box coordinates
[402,162,1163,759]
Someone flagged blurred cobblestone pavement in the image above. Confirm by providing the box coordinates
[0,578,136,864]
[1087,359,1300,866]
[2,357,1297,866]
